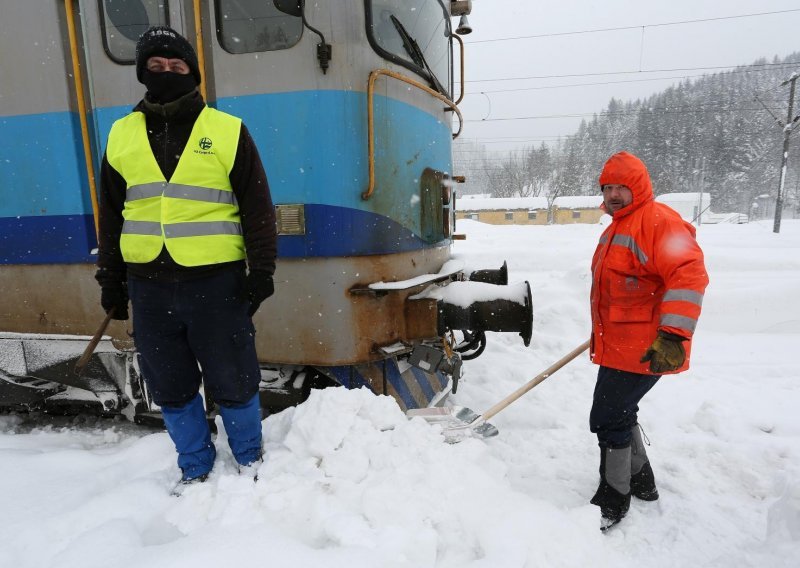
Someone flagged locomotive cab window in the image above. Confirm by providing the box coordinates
[366,0,452,96]
[99,0,169,63]
[216,0,302,54]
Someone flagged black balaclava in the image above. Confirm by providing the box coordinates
[135,26,201,104]
[141,69,197,103]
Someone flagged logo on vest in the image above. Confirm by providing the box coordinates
[195,137,215,155]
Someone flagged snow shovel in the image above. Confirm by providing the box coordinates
[73,309,115,376]
[408,339,590,440]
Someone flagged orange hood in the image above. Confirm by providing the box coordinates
[598,151,654,216]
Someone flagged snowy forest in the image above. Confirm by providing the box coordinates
[455,52,800,216]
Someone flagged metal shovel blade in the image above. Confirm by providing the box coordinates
[406,406,499,440]
[408,340,591,443]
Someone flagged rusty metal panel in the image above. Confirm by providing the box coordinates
[252,246,450,365]
[1,246,452,368]
[0,264,130,340]
[404,298,439,340]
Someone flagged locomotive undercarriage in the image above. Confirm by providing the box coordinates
[0,260,532,422]
[0,332,458,422]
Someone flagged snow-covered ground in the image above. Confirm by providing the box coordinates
[2,219,799,568]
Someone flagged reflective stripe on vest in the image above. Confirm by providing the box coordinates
[106,107,245,267]
[126,182,239,206]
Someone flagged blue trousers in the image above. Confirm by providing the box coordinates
[590,366,659,449]
[129,268,263,476]
[128,268,261,407]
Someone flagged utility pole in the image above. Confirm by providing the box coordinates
[774,73,798,233]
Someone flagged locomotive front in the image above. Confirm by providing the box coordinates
[234,0,532,411]
[0,0,532,418]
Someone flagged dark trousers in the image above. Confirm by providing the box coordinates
[590,366,659,449]
[128,268,261,407]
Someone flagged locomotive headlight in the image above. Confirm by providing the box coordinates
[276,204,306,235]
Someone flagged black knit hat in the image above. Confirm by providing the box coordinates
[135,26,201,85]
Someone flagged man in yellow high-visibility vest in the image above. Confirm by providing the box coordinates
[95,26,277,489]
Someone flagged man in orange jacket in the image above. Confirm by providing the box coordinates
[589,151,708,530]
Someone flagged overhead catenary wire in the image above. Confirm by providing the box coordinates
[457,60,800,85]
[464,106,788,122]
[454,8,800,160]
[464,64,800,95]
[754,93,787,127]
[457,62,799,126]
[462,8,800,45]
[456,149,795,166]
[455,121,791,144]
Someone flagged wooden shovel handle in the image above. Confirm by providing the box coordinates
[480,339,591,423]
[73,309,115,376]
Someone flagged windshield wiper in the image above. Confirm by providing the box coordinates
[389,15,448,96]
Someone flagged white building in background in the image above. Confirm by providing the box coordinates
[656,192,748,224]
[655,192,710,223]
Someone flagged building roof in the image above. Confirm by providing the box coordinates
[455,196,549,211]
[552,195,603,209]
[655,192,711,204]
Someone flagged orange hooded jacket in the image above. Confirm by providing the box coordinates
[590,152,709,374]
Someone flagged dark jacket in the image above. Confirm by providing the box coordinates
[96,91,277,288]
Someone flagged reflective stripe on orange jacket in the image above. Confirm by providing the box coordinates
[590,152,709,374]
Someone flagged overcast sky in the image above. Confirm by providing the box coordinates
[457,0,800,157]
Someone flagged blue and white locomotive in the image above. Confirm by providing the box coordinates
[0,0,532,419]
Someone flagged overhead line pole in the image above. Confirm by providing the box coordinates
[774,73,798,233]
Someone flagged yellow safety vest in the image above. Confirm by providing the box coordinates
[106,106,245,267]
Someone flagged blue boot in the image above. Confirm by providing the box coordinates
[218,393,263,467]
[161,394,216,481]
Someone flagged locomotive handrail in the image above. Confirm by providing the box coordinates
[64,0,100,237]
[363,69,463,200]
[451,34,465,105]
[192,0,208,101]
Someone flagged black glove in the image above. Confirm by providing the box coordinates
[95,268,129,320]
[100,283,129,321]
[640,331,686,374]
[245,270,274,317]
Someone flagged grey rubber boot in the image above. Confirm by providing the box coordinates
[590,445,632,530]
[630,424,659,501]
